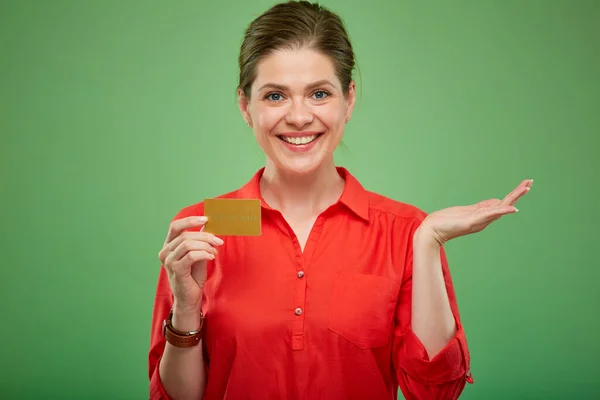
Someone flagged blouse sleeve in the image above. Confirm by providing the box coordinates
[148,266,174,399]
[392,220,474,400]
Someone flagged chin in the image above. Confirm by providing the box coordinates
[276,158,324,176]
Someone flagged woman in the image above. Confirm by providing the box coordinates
[148,2,532,399]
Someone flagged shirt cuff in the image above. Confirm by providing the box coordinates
[397,325,474,385]
[150,356,170,400]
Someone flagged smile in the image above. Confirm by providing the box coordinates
[277,133,323,145]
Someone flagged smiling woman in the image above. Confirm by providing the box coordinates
[240,47,353,176]
[147,2,532,400]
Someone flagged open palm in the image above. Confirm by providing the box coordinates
[422,179,534,246]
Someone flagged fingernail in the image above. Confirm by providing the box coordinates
[198,216,208,223]
[514,207,519,212]
[213,236,224,245]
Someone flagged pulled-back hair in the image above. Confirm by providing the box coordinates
[238,1,355,98]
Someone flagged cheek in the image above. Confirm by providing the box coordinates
[254,110,283,136]
[314,105,345,129]
[256,108,281,130]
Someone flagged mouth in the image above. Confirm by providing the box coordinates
[276,133,324,146]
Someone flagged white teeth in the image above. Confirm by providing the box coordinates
[280,134,319,145]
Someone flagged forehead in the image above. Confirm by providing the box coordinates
[253,47,339,89]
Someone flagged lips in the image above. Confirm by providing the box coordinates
[276,132,324,146]
[278,134,322,145]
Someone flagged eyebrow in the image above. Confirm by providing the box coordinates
[257,79,337,93]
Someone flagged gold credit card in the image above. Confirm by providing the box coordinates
[203,198,261,236]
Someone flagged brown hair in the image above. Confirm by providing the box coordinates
[238,1,355,99]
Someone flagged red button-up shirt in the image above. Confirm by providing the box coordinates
[149,167,474,400]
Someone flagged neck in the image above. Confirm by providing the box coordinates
[260,158,345,219]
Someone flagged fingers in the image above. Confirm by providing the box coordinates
[164,240,218,273]
[500,179,533,206]
[501,186,528,206]
[476,198,501,209]
[477,204,519,223]
[475,181,531,229]
[175,237,219,259]
[168,239,217,263]
[164,216,208,244]
[169,250,215,274]
[169,231,224,252]
[159,232,223,264]
[490,205,519,217]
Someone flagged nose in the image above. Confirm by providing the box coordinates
[284,98,313,128]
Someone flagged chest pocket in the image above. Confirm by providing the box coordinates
[328,273,401,349]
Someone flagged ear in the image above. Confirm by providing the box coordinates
[237,88,252,127]
[344,81,356,123]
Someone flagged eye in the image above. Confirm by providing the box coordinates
[312,90,330,100]
[265,92,283,102]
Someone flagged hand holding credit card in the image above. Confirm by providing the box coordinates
[203,198,261,236]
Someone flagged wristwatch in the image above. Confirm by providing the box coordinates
[162,308,203,348]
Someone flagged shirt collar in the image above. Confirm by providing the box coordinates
[235,167,370,222]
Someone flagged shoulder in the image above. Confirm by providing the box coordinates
[365,191,429,253]
[366,190,428,223]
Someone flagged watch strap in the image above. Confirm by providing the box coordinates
[162,308,203,348]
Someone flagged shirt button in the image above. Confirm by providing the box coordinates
[294,307,303,316]
[297,271,305,278]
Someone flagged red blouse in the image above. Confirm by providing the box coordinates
[149,167,474,399]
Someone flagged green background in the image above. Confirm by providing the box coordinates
[1,0,598,398]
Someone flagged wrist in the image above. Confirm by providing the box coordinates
[414,224,443,249]
[172,302,203,332]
